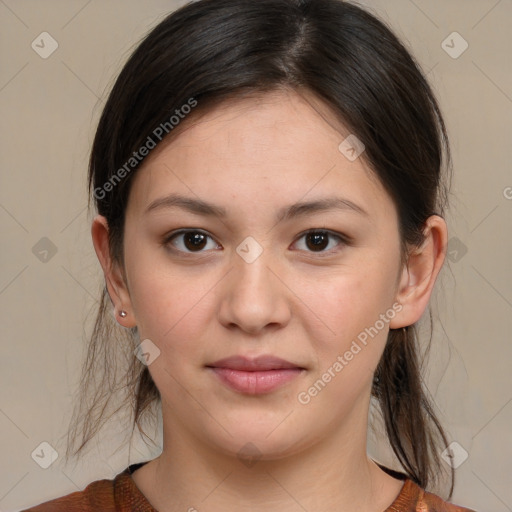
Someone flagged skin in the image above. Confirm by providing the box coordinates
[92,88,447,512]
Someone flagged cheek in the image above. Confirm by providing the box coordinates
[294,273,395,412]
[293,258,400,399]
[129,268,213,343]
[300,261,398,339]
[128,269,213,396]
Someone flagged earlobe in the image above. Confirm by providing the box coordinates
[91,215,136,328]
[389,215,447,329]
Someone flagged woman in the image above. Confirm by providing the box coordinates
[23,0,477,510]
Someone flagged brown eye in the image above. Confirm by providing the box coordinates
[293,230,347,255]
[183,232,207,251]
[166,230,219,253]
[305,231,330,251]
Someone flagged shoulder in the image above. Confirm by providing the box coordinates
[418,484,479,512]
[392,479,479,512]
[20,478,115,511]
[19,468,129,512]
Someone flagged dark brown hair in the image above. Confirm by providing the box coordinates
[67,0,455,498]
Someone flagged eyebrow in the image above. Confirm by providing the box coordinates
[144,193,368,221]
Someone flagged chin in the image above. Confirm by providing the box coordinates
[199,415,313,464]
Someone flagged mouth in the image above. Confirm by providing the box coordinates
[205,355,306,395]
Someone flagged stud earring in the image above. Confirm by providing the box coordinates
[119,310,127,318]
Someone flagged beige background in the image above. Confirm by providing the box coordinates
[0,1,510,511]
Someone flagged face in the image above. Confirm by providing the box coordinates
[120,89,404,461]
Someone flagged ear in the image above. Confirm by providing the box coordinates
[389,215,447,329]
[91,215,136,328]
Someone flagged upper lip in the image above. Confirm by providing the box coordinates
[206,355,304,371]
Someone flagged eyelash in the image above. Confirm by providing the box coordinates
[162,228,351,257]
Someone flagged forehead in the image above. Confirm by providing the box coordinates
[145,89,358,168]
[127,89,395,223]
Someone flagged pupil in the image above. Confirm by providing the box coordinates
[185,232,207,251]
[306,232,328,251]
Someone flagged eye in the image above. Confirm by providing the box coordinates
[164,229,220,253]
[292,229,348,254]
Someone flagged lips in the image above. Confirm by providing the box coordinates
[206,355,305,394]
[207,355,304,371]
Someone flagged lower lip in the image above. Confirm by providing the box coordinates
[208,367,303,394]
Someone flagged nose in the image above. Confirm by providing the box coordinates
[217,249,291,335]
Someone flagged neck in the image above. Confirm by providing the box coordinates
[134,403,404,512]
